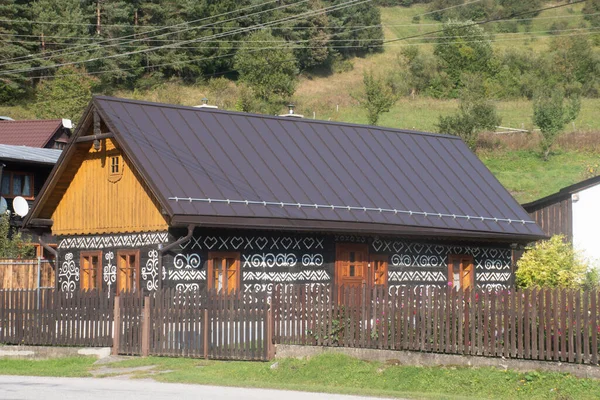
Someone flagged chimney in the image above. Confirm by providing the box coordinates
[194,97,218,109]
[279,104,303,118]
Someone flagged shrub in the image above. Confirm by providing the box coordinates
[516,235,588,289]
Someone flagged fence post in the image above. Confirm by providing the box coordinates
[203,308,209,359]
[112,296,121,356]
[141,296,150,357]
[267,301,274,360]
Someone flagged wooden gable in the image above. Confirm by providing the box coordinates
[33,109,169,236]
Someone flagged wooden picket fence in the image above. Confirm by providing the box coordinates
[0,288,271,360]
[273,284,600,365]
[0,289,113,346]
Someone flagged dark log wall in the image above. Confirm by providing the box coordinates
[526,197,572,241]
[55,228,515,297]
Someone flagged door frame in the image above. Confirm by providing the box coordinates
[334,243,369,289]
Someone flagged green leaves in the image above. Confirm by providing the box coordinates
[234,30,299,103]
[355,71,397,126]
[533,89,581,161]
[516,235,589,289]
[0,214,34,259]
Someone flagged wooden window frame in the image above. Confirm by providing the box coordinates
[370,254,389,288]
[208,252,240,293]
[108,155,123,183]
[116,250,140,294]
[447,254,475,291]
[1,171,34,200]
[80,250,103,291]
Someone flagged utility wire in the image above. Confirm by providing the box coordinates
[0,0,368,75]
[0,0,302,68]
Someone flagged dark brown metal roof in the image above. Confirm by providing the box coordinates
[0,119,64,148]
[46,96,546,241]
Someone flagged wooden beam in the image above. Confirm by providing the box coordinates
[28,218,53,228]
[75,133,114,143]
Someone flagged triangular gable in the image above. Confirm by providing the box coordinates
[26,104,169,235]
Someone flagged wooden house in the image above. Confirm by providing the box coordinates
[0,119,71,150]
[24,97,545,297]
[522,176,600,264]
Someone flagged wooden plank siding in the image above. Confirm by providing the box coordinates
[0,260,54,289]
[526,197,572,241]
[50,138,168,235]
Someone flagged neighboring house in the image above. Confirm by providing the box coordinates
[0,119,72,150]
[0,144,62,257]
[522,176,600,264]
[25,96,544,298]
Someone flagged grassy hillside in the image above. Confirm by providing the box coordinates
[2,2,597,203]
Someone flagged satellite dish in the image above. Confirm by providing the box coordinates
[0,197,7,214]
[13,196,29,217]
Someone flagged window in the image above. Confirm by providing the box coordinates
[208,252,240,293]
[80,251,102,291]
[1,172,33,199]
[108,155,123,183]
[370,255,388,287]
[448,255,474,291]
[111,156,120,174]
[117,250,140,293]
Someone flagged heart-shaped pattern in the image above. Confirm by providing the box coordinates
[230,237,244,249]
[204,236,218,250]
[179,237,191,249]
[372,239,383,252]
[256,237,268,250]
[281,237,293,250]
[393,241,404,253]
[303,237,314,250]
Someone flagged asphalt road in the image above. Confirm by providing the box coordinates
[0,375,392,400]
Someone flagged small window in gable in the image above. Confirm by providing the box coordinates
[108,155,123,183]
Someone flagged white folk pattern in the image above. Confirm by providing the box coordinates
[58,232,168,249]
[59,253,79,296]
[243,270,330,282]
[103,251,116,297]
[141,249,159,291]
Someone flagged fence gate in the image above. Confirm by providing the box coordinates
[116,292,143,355]
[114,289,272,360]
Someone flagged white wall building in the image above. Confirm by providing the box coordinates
[523,176,600,266]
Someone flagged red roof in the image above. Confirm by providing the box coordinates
[0,119,64,148]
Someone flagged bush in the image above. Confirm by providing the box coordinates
[516,235,588,289]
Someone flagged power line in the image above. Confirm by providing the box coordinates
[383,0,588,44]
[4,26,599,47]
[0,0,300,68]
[23,28,600,83]
[0,0,370,75]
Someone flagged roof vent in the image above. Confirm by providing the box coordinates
[279,104,303,118]
[194,97,218,109]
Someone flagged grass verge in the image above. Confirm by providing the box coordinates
[2,353,599,400]
[0,356,95,377]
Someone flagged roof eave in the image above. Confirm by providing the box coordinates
[169,214,547,243]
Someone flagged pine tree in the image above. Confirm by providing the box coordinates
[0,0,35,103]
[327,0,383,58]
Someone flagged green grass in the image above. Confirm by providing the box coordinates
[4,353,599,399]
[481,150,597,203]
[0,356,95,377]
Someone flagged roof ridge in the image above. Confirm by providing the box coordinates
[0,119,62,123]
[93,95,462,141]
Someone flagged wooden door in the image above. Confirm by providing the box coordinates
[448,255,474,291]
[335,244,368,300]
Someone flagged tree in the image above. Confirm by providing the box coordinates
[437,74,500,150]
[0,0,35,103]
[234,30,298,103]
[533,89,580,161]
[516,235,588,289]
[328,0,384,58]
[353,71,397,126]
[433,20,494,91]
[35,66,96,123]
[0,214,34,258]
[583,0,600,28]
